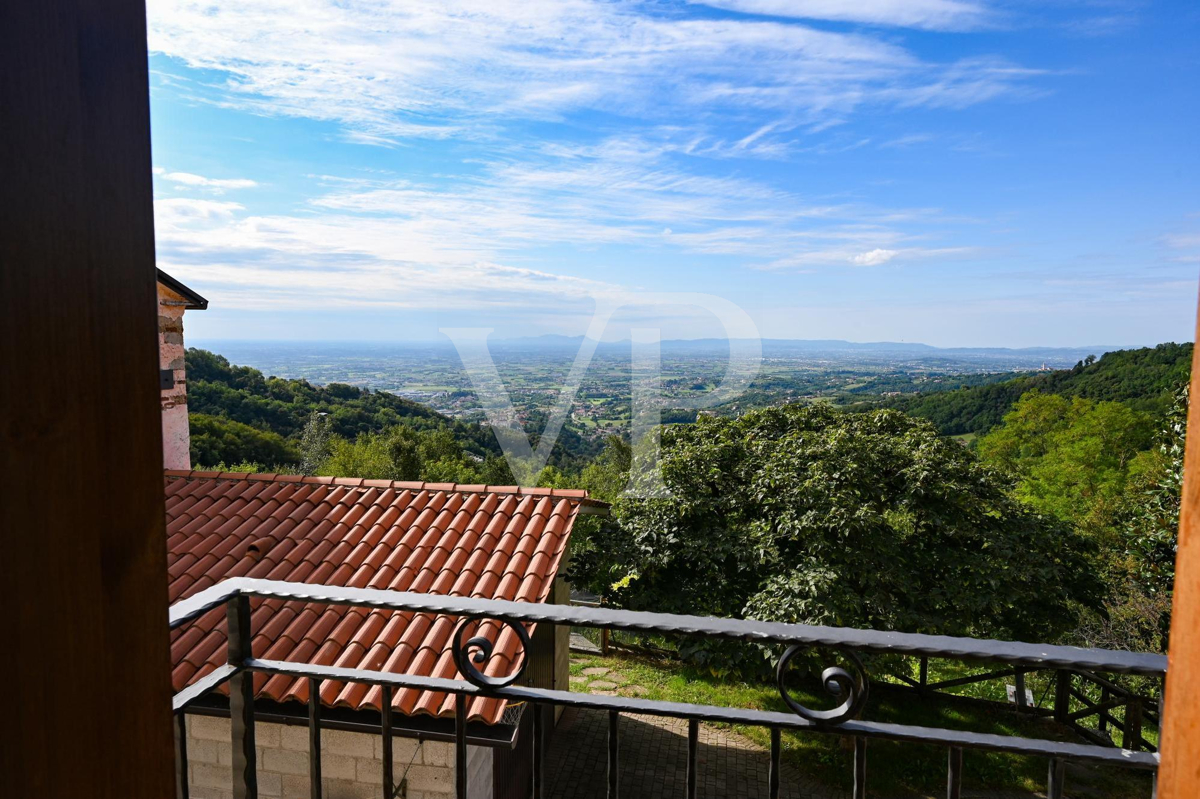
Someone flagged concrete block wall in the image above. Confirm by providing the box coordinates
[184,714,466,799]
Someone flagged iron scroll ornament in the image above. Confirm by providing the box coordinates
[452,617,532,689]
[775,645,869,724]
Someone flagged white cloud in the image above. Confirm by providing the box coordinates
[851,248,899,266]
[146,0,1035,143]
[156,169,258,192]
[690,0,991,31]
[152,134,980,313]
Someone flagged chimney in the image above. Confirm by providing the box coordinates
[156,270,207,470]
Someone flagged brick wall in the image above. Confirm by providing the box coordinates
[158,283,191,470]
[184,714,480,799]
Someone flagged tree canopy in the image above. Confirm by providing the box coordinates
[977,392,1155,539]
[186,348,497,457]
[865,343,1191,436]
[571,404,1101,673]
[189,412,299,467]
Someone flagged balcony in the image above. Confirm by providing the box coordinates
[170,578,1164,799]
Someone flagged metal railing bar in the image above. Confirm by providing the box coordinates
[947,746,963,799]
[382,685,394,799]
[532,703,544,799]
[309,678,322,799]
[853,738,866,799]
[243,656,1160,768]
[455,694,467,799]
[172,664,238,712]
[686,719,698,799]
[227,595,257,799]
[178,578,1166,676]
[607,710,619,799]
[174,711,189,799]
[169,581,244,629]
[1047,757,1066,799]
[769,728,781,799]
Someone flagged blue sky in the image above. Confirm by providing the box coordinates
[147,0,1199,347]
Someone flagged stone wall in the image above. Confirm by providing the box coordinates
[184,714,480,799]
[158,283,191,470]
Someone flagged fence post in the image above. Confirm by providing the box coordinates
[1124,698,1143,752]
[1054,670,1071,724]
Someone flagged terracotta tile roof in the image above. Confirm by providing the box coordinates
[165,470,597,725]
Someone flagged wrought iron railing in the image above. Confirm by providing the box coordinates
[169,577,1166,799]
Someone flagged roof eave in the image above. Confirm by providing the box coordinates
[157,268,209,310]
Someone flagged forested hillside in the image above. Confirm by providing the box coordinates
[862,343,1192,436]
[186,348,499,467]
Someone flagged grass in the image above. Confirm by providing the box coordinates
[568,650,1153,798]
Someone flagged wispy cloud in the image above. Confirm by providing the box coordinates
[153,128,984,313]
[690,0,993,32]
[147,0,1037,143]
[154,167,258,192]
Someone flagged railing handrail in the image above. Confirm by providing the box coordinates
[170,577,1163,799]
[170,577,1167,676]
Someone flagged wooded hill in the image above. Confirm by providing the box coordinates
[859,342,1193,436]
[186,348,499,467]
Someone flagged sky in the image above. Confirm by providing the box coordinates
[147,0,1200,348]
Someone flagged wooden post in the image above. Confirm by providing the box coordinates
[1123,698,1143,752]
[1,2,174,799]
[1157,299,1200,798]
[1054,670,1071,724]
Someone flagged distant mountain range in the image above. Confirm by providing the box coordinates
[198,335,1144,371]
[485,335,1131,364]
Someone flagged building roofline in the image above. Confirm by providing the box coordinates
[156,268,208,310]
[163,469,610,509]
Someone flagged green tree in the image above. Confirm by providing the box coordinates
[319,432,394,479]
[571,405,1100,674]
[1123,385,1186,604]
[384,425,423,481]
[297,410,333,475]
[977,392,1154,541]
[189,413,298,468]
[579,435,632,502]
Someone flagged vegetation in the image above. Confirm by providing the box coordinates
[186,348,499,470]
[977,393,1155,541]
[190,342,1188,664]
[568,650,1150,798]
[866,343,1191,436]
[315,424,517,485]
[570,404,1102,674]
[188,412,298,467]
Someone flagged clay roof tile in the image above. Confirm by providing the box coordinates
[164,471,590,726]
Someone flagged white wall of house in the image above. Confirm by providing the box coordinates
[184,714,489,799]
